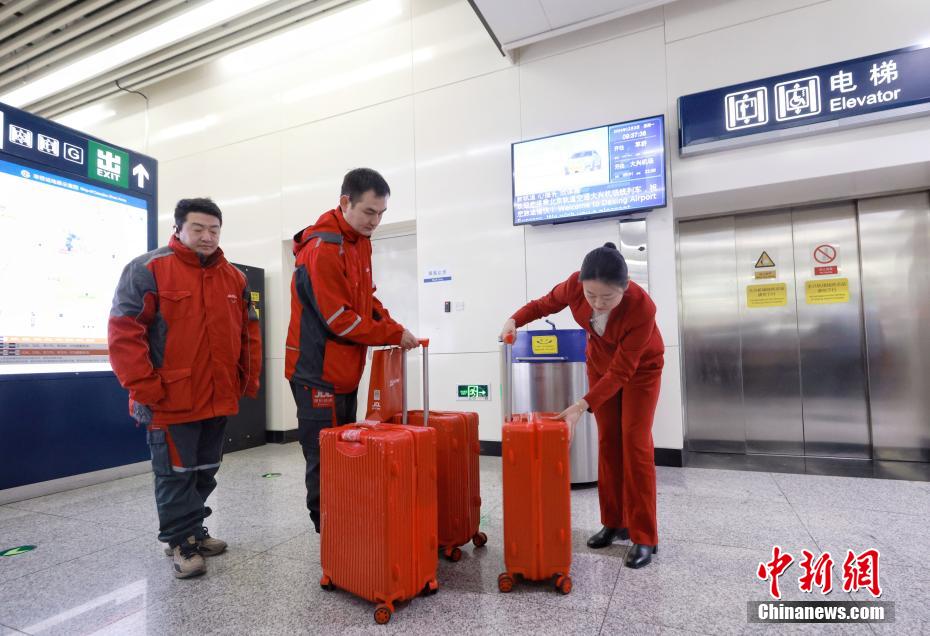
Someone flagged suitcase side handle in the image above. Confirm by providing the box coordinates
[336,427,371,456]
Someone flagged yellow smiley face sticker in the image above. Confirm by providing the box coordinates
[531,335,558,355]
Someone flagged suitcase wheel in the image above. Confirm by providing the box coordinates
[472,532,488,548]
[374,604,393,625]
[443,546,463,562]
[421,579,439,596]
[555,575,573,595]
[497,573,515,593]
[319,575,335,591]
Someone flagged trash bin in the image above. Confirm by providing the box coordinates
[501,327,598,485]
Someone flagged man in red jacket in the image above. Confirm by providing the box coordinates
[286,168,417,533]
[108,197,261,578]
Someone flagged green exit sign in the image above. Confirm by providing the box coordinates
[457,384,490,401]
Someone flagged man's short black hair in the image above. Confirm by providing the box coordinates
[341,168,390,203]
[175,197,223,229]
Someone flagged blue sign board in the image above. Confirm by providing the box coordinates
[512,115,666,225]
[0,102,158,490]
[0,102,157,195]
[678,45,930,155]
[510,329,587,363]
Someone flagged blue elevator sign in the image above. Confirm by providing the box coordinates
[678,45,930,155]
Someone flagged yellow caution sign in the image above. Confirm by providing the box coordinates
[747,283,788,308]
[531,335,558,355]
[250,291,261,303]
[806,278,850,305]
[754,270,777,280]
[755,251,775,268]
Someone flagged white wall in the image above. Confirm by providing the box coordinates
[74,0,930,450]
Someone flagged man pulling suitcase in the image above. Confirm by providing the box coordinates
[285,168,419,533]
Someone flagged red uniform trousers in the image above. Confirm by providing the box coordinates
[592,375,661,546]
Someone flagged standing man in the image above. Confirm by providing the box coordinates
[109,197,262,578]
[286,168,418,533]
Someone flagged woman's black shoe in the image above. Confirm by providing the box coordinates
[586,526,630,549]
[624,543,658,569]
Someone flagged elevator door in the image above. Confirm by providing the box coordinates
[858,192,930,462]
[680,203,871,458]
[791,203,870,458]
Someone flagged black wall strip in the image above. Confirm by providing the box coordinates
[266,429,301,444]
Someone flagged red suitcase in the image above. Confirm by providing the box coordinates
[319,341,440,625]
[369,339,487,562]
[390,409,486,561]
[498,412,573,595]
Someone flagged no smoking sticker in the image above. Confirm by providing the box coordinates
[812,244,839,276]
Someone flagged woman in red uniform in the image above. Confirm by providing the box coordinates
[501,242,664,569]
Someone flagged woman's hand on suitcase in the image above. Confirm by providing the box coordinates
[557,399,588,443]
[500,318,516,343]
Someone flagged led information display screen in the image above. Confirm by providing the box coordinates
[0,102,156,375]
[512,115,666,225]
[0,158,148,374]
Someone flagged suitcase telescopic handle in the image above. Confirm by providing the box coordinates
[500,333,514,422]
[401,339,430,426]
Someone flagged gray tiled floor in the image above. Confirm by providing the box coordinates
[0,445,927,635]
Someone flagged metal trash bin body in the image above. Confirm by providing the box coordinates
[502,329,598,485]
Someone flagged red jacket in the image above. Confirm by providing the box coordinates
[108,236,262,425]
[286,208,404,394]
[512,273,664,411]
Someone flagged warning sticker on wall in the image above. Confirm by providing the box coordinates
[806,278,850,305]
[747,283,788,308]
[754,270,777,280]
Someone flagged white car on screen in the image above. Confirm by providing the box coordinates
[564,150,602,174]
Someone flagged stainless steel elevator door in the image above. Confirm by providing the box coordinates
[680,204,873,459]
[735,211,804,455]
[858,192,930,462]
[791,203,871,458]
[679,217,745,453]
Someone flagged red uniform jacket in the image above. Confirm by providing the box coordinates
[108,236,262,425]
[511,273,664,411]
[285,208,404,394]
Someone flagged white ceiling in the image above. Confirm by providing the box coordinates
[470,0,679,52]
[0,0,352,117]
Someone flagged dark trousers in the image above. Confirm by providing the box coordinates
[290,382,357,532]
[593,380,661,546]
[146,417,227,546]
